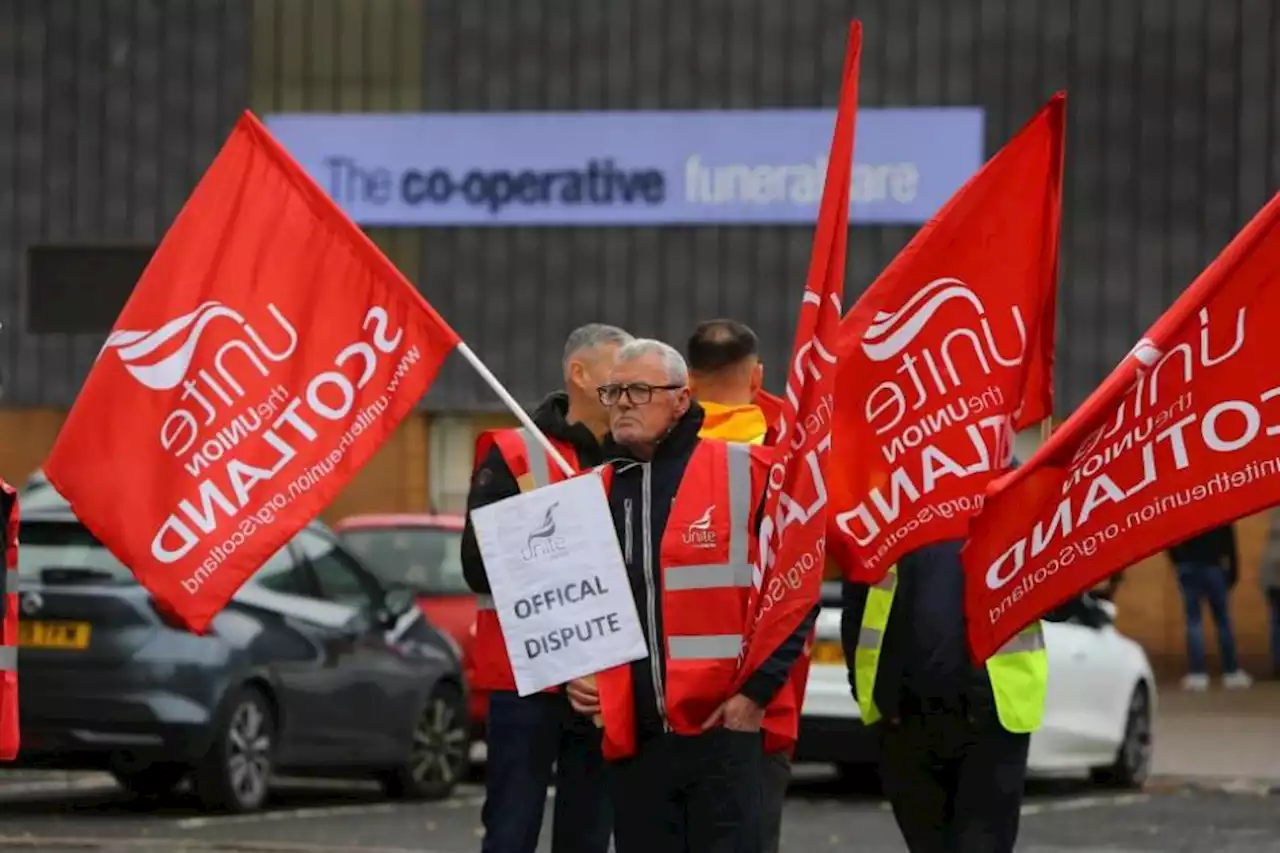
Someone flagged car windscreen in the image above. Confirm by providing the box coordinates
[19,519,136,584]
[338,526,469,595]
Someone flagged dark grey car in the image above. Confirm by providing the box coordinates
[13,490,470,812]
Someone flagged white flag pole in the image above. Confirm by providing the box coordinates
[457,341,600,723]
[456,342,577,478]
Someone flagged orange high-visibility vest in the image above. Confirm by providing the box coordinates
[1,482,19,760]
[595,439,767,760]
[469,428,581,693]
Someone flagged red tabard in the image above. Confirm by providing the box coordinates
[470,429,581,693]
[1,482,20,760]
[596,439,769,760]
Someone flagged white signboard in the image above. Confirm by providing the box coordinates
[471,473,648,696]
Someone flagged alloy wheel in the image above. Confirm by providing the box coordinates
[409,695,468,790]
[1121,687,1153,783]
[226,698,272,807]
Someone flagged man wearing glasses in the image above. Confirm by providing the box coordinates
[462,324,632,853]
[567,339,815,853]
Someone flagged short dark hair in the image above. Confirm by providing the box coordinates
[686,319,759,373]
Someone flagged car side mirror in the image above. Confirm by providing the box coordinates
[376,587,417,628]
[1095,598,1118,624]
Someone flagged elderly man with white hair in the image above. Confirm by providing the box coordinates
[567,339,816,853]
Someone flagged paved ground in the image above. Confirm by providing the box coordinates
[1151,680,1280,782]
[0,768,1277,853]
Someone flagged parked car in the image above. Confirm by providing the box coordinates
[14,491,470,812]
[333,513,488,735]
[796,583,1156,788]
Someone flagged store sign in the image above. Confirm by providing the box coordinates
[265,108,984,227]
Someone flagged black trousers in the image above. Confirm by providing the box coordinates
[878,700,1030,853]
[480,691,611,853]
[610,728,763,853]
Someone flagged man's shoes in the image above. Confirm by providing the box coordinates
[1180,673,1209,691]
[1223,670,1254,690]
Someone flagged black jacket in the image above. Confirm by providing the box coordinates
[1168,524,1239,586]
[603,403,818,741]
[460,393,606,595]
[841,541,994,720]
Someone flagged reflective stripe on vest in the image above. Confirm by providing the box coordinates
[470,428,576,693]
[666,441,752,663]
[517,429,550,489]
[853,565,1047,733]
[475,427,550,617]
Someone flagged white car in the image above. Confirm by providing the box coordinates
[797,583,1156,788]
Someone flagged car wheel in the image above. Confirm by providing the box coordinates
[194,684,275,812]
[1091,683,1152,789]
[111,763,189,798]
[381,684,468,801]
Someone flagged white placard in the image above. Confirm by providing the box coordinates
[471,472,648,696]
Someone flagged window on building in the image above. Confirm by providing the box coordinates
[26,245,153,335]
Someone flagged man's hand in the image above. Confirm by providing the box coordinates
[567,677,600,715]
[701,693,765,732]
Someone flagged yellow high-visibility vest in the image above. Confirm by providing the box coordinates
[853,565,1048,734]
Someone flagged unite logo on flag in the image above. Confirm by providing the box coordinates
[962,189,1280,663]
[827,93,1066,582]
[833,275,1028,554]
[45,112,461,632]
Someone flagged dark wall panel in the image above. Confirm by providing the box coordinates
[3,0,1278,415]
[0,0,249,406]
[417,0,1280,413]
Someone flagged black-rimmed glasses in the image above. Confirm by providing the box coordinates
[597,383,683,406]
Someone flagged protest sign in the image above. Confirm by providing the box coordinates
[471,473,647,696]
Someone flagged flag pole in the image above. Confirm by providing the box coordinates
[457,341,602,725]
[456,342,577,478]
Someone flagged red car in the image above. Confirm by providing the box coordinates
[333,513,489,734]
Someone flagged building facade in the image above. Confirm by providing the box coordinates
[2,0,1278,672]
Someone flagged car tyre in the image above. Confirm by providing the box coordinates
[112,763,188,798]
[194,684,275,813]
[381,684,468,801]
[1091,682,1152,789]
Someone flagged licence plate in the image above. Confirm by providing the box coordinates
[810,639,844,664]
[18,621,92,650]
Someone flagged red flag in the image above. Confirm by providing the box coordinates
[963,190,1280,663]
[1,482,18,760]
[754,388,785,444]
[735,21,861,685]
[45,112,461,632]
[827,94,1066,583]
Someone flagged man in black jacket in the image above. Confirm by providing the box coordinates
[842,539,1041,853]
[461,323,632,853]
[567,338,815,853]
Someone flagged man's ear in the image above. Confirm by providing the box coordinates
[567,358,588,392]
[749,362,764,396]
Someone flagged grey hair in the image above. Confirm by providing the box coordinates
[614,338,689,386]
[563,323,634,371]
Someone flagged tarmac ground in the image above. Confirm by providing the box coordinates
[0,766,1277,853]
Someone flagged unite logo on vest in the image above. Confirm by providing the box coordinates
[520,501,569,562]
[681,505,718,549]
